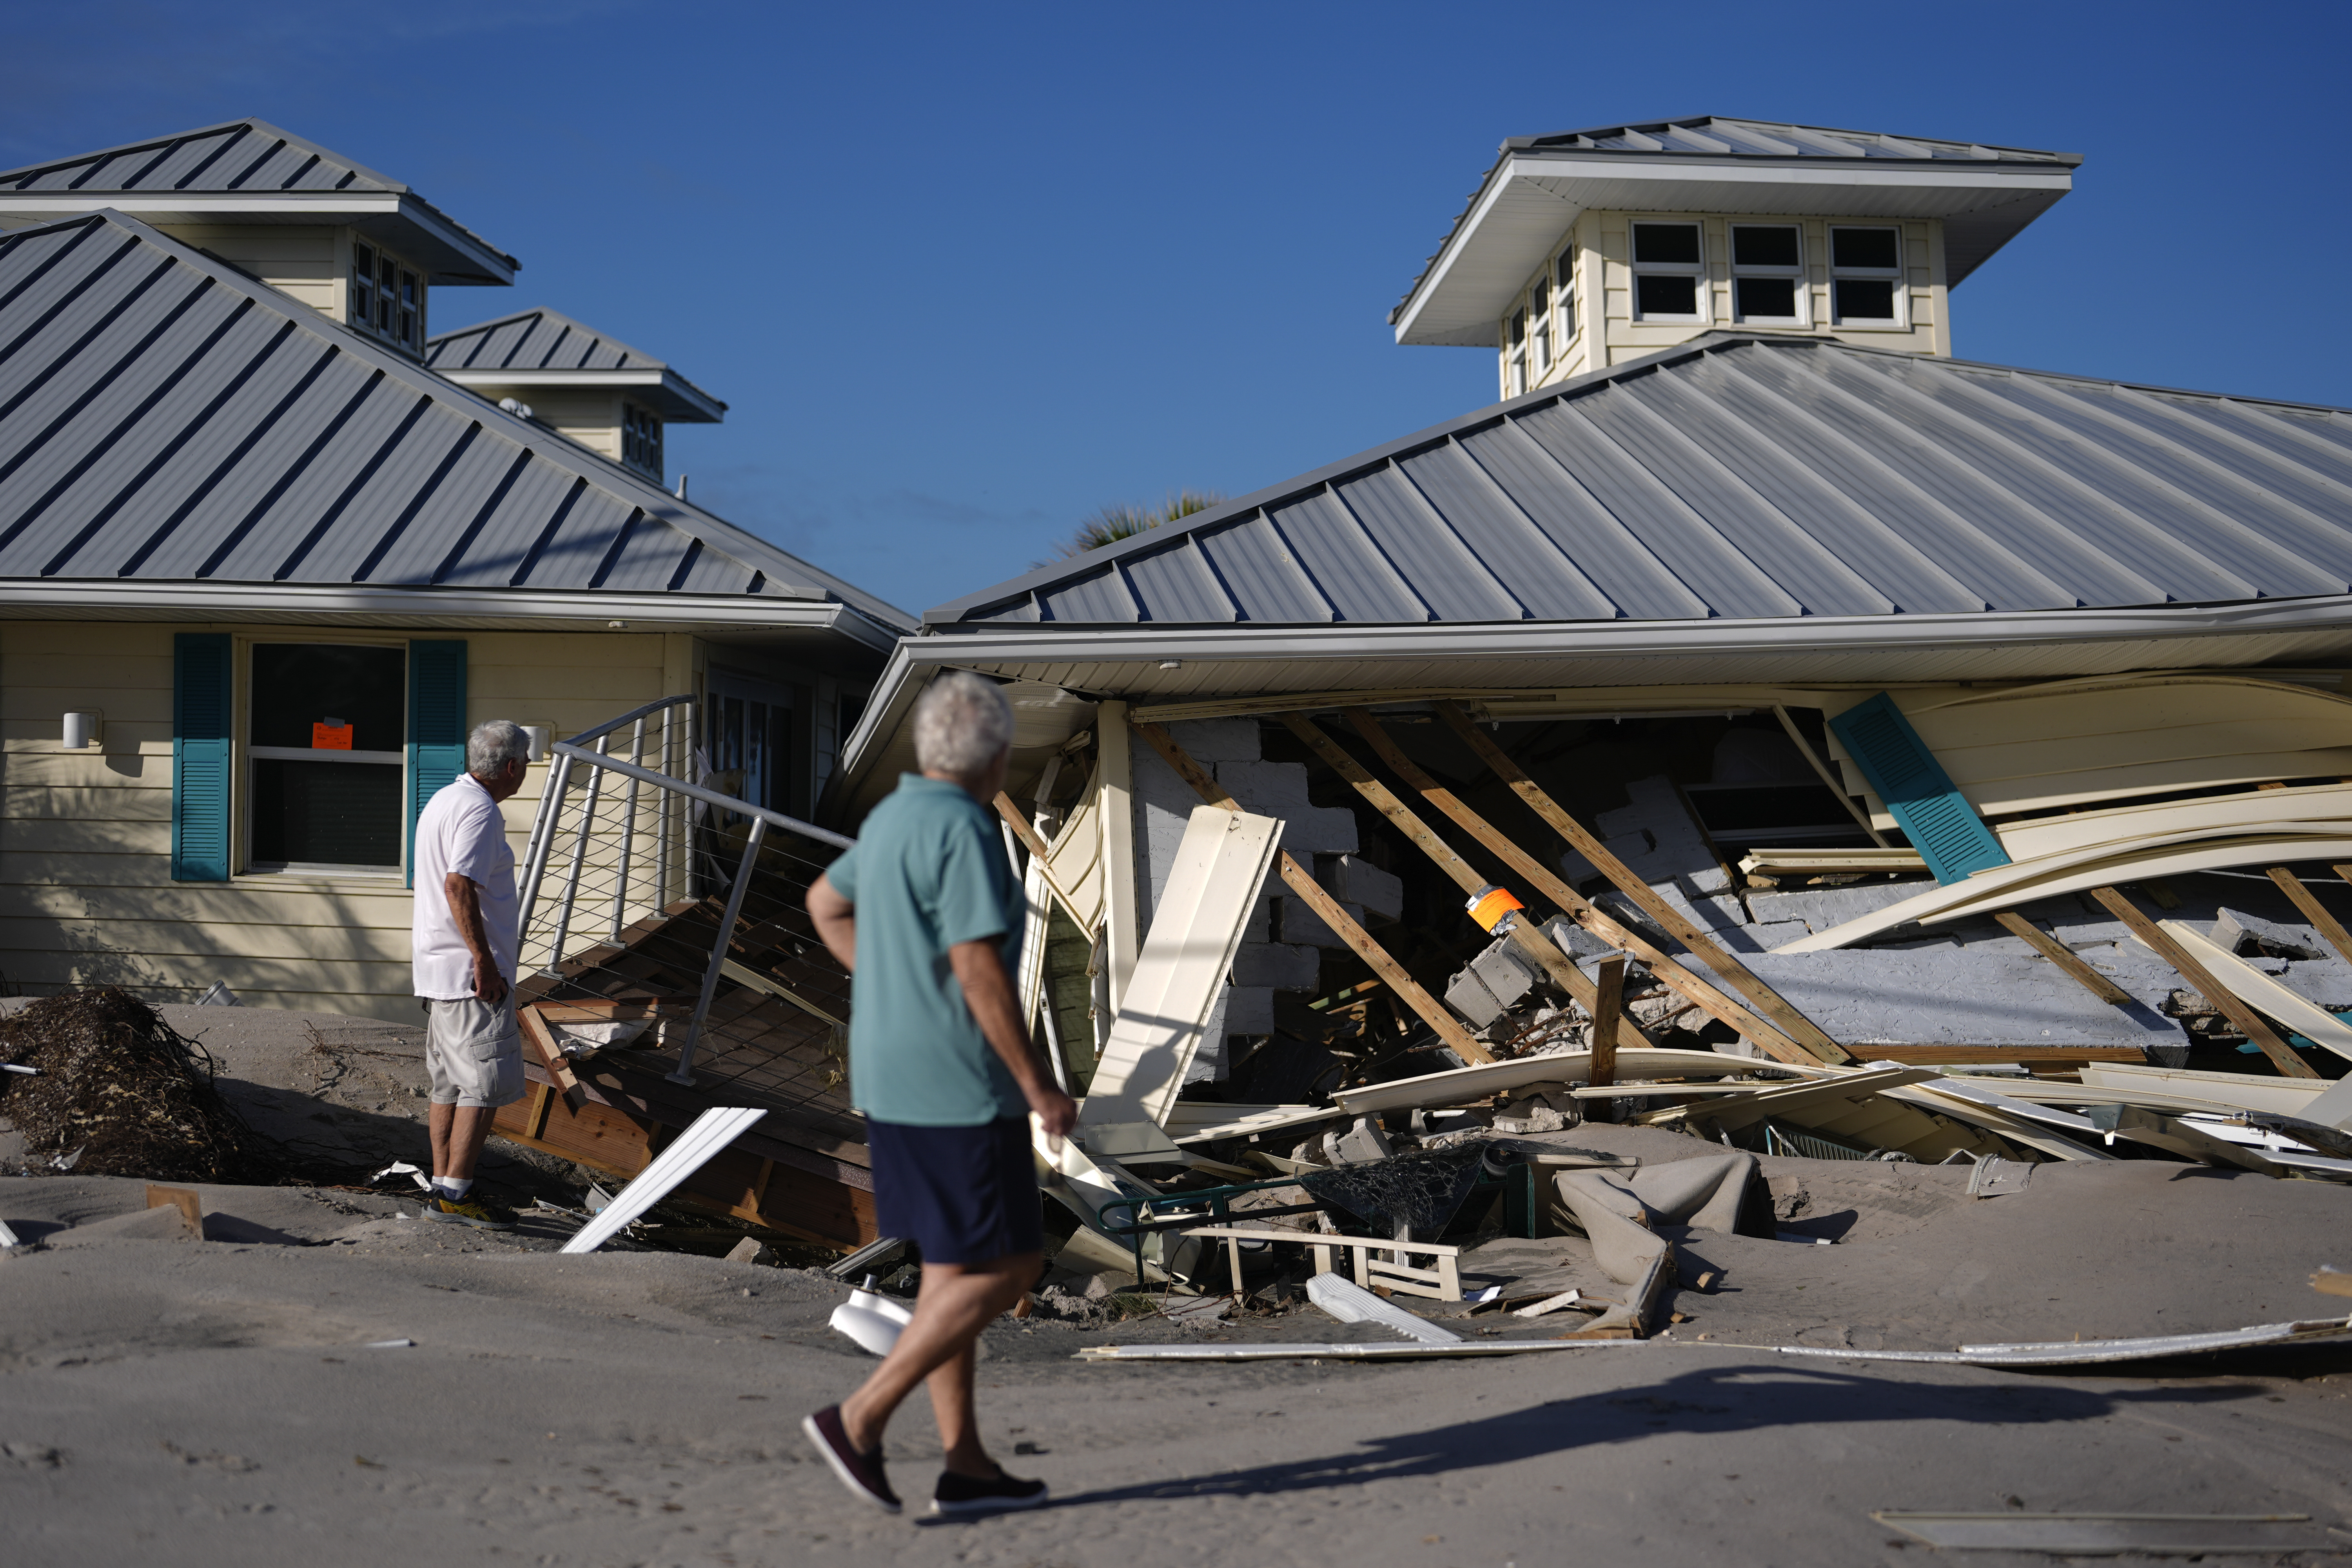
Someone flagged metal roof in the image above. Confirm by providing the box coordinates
[426,307,727,423]
[0,119,517,286]
[0,211,907,630]
[929,333,2352,631]
[1391,115,2077,347]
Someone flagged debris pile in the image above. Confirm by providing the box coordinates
[0,988,276,1182]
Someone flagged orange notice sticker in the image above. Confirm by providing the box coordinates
[312,720,354,751]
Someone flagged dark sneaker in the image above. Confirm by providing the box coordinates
[802,1405,900,1515]
[933,1466,1047,1515]
[420,1195,517,1231]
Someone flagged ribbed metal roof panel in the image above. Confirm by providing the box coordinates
[1510,116,2071,165]
[933,334,2352,629]
[424,307,662,372]
[1120,536,1236,623]
[0,121,401,194]
[0,212,907,626]
[1035,563,1140,623]
[1195,512,1334,624]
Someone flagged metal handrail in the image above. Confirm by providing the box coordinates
[544,740,855,849]
[567,692,697,749]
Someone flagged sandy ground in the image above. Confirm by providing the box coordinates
[3,1005,2351,1566]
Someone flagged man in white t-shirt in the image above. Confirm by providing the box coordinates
[411,719,532,1229]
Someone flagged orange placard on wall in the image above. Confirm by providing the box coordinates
[312,720,353,750]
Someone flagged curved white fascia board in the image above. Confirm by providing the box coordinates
[0,578,896,640]
[1393,153,2073,345]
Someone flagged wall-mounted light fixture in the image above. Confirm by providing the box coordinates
[523,726,552,762]
[62,710,102,750]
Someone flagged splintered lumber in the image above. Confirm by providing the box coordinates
[1343,709,1820,1067]
[1588,956,1624,1089]
[1433,701,1849,1065]
[1278,713,1655,1057]
[1991,911,2136,1007]
[1130,718,1241,809]
[2266,867,2352,968]
[1771,702,1891,846]
[517,1004,588,1106]
[2316,1267,2352,1299]
[1279,852,1493,1065]
[1740,847,1924,875]
[2155,919,2352,1067]
[2088,886,2318,1078]
[989,791,1091,931]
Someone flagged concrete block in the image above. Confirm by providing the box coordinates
[1747,879,1936,935]
[1223,986,1275,1036]
[1232,942,1319,990]
[1165,719,1259,764]
[1445,967,1507,1029]
[1216,760,1310,809]
[1736,950,2187,1051]
[2212,907,2330,962]
[1592,775,1731,896]
[1279,896,1364,949]
[1242,894,1272,944]
[1544,915,1610,961]
[1469,934,1543,1013]
[1276,805,1358,856]
[1321,854,1403,923]
[1330,1116,1392,1165]
[1747,919,1811,952]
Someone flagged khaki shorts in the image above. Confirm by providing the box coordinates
[424,995,525,1108]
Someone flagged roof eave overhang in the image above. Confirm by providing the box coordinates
[0,191,518,285]
[435,367,727,422]
[1391,152,2074,347]
[0,579,896,650]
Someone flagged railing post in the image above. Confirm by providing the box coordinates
[671,815,765,1086]
[657,703,675,912]
[683,695,703,900]
[610,717,645,941]
[541,736,607,977]
[516,750,570,938]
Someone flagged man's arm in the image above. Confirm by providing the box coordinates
[443,872,508,1006]
[949,937,1076,1138]
[807,871,857,973]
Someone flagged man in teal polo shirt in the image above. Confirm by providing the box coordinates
[800,670,1076,1518]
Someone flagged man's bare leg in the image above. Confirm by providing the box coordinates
[838,1252,1036,1468]
[426,1102,497,1181]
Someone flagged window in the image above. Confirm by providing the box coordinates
[1630,222,1704,321]
[248,643,407,874]
[708,678,793,815]
[1554,249,1577,342]
[1506,307,1527,395]
[1730,224,1804,323]
[1829,225,1903,325]
[1530,277,1551,374]
[348,240,425,352]
[622,402,664,480]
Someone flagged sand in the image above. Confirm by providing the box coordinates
[3,1006,2350,1566]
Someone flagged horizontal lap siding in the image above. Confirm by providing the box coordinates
[0,621,671,1021]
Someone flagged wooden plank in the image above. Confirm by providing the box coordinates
[529,997,696,1022]
[2157,918,2352,1067]
[517,1004,586,1106]
[1433,702,1851,1064]
[990,793,1094,935]
[1588,956,1624,1090]
[1343,710,1817,1066]
[1278,851,1492,1065]
[1280,712,1654,1057]
[1130,718,1241,809]
[2268,867,2352,968]
[1993,911,2136,1006]
[2088,885,2318,1078]
[523,1080,554,1139]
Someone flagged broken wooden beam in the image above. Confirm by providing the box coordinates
[1130,717,1242,809]
[1588,956,1624,1091]
[1991,911,2137,1007]
[2266,866,2352,970]
[1278,851,1493,1066]
[2088,885,2319,1078]
[1432,701,1850,1066]
[1342,708,1822,1067]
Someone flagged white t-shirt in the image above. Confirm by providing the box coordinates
[412,774,520,1000]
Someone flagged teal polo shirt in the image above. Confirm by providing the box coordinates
[824,773,1027,1127]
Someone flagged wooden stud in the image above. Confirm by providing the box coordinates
[2266,866,2352,969]
[1279,713,1655,1057]
[987,791,1091,931]
[1129,718,1241,809]
[1433,702,1851,1065]
[2089,885,2319,1078]
[1588,956,1624,1090]
[524,1081,554,1140]
[517,1005,587,1106]
[145,1184,202,1231]
[1278,851,1494,1065]
[1993,911,2136,1006]
[1343,709,1820,1067]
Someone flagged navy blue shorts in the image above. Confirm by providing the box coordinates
[866,1116,1043,1267]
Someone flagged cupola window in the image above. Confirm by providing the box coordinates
[1731,225,1804,323]
[1630,222,1705,321]
[1830,226,1903,324]
[622,401,664,481]
[349,241,425,352]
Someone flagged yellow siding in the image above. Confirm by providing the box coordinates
[0,621,671,1021]
[466,387,627,464]
[156,223,341,318]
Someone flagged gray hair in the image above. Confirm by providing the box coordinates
[912,671,1013,777]
[467,719,531,777]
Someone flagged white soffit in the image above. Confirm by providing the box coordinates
[1396,156,2073,347]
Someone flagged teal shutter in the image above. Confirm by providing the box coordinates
[405,640,469,889]
[1829,692,2012,885]
[171,633,234,882]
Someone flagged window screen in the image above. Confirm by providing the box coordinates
[1834,278,1898,321]
[1635,273,1699,317]
[1732,226,1800,268]
[1735,277,1799,319]
[1632,224,1701,265]
[1831,227,1900,270]
[249,643,406,871]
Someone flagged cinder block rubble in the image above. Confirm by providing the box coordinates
[1279,897,1365,949]
[1319,854,1403,924]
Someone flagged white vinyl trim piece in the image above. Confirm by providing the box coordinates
[558,1107,767,1254]
[1078,805,1282,1130]
[2154,920,2352,1068]
[1095,703,1141,1011]
[1307,1272,1463,1344]
[1999,780,2352,862]
[1334,1047,1829,1116]
[1075,1339,1618,1362]
[2080,1062,2330,1116]
[1777,1316,2352,1366]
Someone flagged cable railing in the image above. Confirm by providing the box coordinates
[515,697,858,1107]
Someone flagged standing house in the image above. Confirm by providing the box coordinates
[833,116,2352,1090]
[0,121,908,1019]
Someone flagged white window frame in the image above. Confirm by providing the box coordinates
[1553,249,1578,346]
[1505,305,1528,396]
[240,637,411,880]
[347,238,427,355]
[1828,225,1909,330]
[1728,223,1808,327]
[1629,220,1709,324]
[622,401,664,481]
[1529,275,1552,375]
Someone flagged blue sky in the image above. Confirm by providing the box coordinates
[7,1,2346,620]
